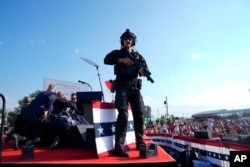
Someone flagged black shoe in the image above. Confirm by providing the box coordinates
[24,137,41,146]
[24,140,33,146]
[113,149,129,158]
[49,136,60,150]
[33,137,41,144]
[12,134,19,150]
[18,135,27,142]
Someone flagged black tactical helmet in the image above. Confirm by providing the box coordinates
[120,29,136,46]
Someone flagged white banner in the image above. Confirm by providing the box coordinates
[43,77,89,99]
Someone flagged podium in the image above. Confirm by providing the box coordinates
[74,96,136,157]
[69,92,102,149]
[76,91,103,124]
[77,91,103,102]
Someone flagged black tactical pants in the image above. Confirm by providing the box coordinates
[114,86,144,150]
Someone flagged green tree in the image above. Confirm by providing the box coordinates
[144,105,152,125]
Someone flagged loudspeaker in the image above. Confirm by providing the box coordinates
[221,134,250,146]
[65,124,94,148]
[194,130,212,139]
[139,143,158,158]
[21,145,34,159]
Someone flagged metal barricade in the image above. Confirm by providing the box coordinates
[0,93,6,162]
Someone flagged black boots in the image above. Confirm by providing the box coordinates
[113,149,129,157]
[24,137,41,146]
[11,133,27,150]
[113,144,129,158]
[49,136,60,150]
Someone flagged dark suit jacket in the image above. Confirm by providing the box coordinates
[22,91,58,118]
[177,150,198,167]
[21,91,58,139]
[52,98,77,116]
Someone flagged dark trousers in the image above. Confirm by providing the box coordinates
[114,87,144,150]
[23,116,50,145]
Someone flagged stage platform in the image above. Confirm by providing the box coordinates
[0,135,176,167]
[0,97,176,167]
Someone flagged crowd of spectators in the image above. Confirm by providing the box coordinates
[144,118,250,138]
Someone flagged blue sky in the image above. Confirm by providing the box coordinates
[1,0,250,118]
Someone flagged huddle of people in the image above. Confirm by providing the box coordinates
[5,84,89,150]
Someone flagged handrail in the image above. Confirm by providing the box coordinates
[0,93,6,162]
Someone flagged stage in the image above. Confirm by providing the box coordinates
[0,95,176,167]
[0,135,176,167]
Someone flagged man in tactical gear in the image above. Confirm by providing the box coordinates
[104,29,150,157]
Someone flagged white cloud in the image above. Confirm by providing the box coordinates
[191,53,204,59]
[30,39,45,44]
[183,85,250,109]
[145,84,250,118]
[38,39,45,44]
[70,48,81,58]
[185,86,193,92]
[74,48,80,54]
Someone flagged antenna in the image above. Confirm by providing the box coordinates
[80,57,105,102]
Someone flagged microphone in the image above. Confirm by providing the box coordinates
[78,80,86,84]
[78,80,93,91]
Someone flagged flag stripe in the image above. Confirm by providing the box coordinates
[94,121,134,138]
[93,102,135,157]
[93,108,133,123]
[92,101,132,110]
[96,131,135,154]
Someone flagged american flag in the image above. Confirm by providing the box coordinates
[92,101,135,157]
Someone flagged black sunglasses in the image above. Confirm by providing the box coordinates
[124,37,133,41]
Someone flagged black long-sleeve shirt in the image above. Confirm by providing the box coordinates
[104,48,149,82]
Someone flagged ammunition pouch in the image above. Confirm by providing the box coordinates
[115,79,142,90]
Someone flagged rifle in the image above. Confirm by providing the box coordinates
[141,67,154,83]
[127,53,154,83]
